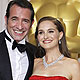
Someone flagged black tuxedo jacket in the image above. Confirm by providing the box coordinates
[0,30,37,80]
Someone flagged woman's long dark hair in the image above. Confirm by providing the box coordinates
[35,16,71,58]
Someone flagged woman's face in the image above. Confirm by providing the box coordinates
[37,20,63,49]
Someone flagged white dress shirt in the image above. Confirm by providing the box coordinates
[5,30,29,80]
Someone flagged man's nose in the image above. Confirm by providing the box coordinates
[17,21,23,29]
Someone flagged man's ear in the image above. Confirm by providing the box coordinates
[4,16,8,25]
[30,19,34,27]
[32,19,34,25]
[59,31,63,40]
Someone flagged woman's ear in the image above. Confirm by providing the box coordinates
[59,31,63,40]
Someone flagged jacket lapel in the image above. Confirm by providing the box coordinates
[24,42,34,80]
[0,31,13,80]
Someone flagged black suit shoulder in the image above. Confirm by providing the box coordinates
[26,41,37,58]
[0,31,5,44]
[26,42,37,50]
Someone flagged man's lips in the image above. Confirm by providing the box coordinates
[14,30,23,34]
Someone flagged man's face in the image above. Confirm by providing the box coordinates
[5,4,32,42]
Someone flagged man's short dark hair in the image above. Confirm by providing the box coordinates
[5,0,34,22]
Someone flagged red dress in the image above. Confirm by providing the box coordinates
[29,75,69,80]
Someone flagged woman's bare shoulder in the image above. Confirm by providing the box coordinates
[66,58,79,65]
[67,58,80,79]
[65,57,80,72]
[63,57,80,78]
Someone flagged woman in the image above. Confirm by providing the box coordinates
[29,16,80,80]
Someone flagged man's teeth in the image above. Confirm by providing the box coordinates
[15,31,23,34]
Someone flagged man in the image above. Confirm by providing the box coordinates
[0,0,37,80]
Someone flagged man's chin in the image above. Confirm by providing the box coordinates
[13,37,24,42]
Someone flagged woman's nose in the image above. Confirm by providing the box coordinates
[44,33,48,39]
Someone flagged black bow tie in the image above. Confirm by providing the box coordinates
[4,32,27,53]
[12,40,27,53]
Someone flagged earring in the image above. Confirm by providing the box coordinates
[59,40,61,44]
[38,43,40,47]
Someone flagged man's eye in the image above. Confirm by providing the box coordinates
[23,19,30,23]
[12,18,17,21]
[24,20,28,23]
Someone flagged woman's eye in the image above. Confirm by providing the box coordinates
[49,30,54,33]
[38,31,43,34]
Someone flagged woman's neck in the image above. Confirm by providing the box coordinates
[45,47,62,63]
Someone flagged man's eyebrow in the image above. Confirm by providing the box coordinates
[23,18,30,22]
[11,16,18,19]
